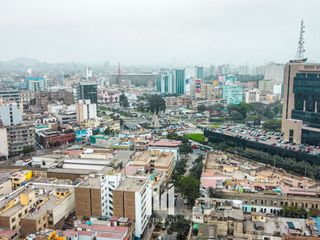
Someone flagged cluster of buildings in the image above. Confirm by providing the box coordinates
[0,135,181,239]
[192,151,320,239]
[192,198,320,239]
[156,62,284,107]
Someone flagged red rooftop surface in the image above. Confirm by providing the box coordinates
[63,149,83,156]
[77,223,128,234]
[96,232,125,239]
[148,139,182,147]
[0,230,18,238]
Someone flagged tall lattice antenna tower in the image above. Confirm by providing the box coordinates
[116,62,121,85]
[296,20,306,60]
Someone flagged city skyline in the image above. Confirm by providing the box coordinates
[0,0,320,65]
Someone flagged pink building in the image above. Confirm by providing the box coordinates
[201,171,230,189]
[98,89,121,103]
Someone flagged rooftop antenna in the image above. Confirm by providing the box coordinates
[296,20,306,60]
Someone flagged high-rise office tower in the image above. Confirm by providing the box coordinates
[196,66,204,80]
[77,82,98,104]
[173,69,185,94]
[156,69,185,95]
[282,60,320,145]
[26,77,46,92]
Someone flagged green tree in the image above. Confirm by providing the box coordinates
[229,111,243,121]
[104,127,113,135]
[176,175,200,205]
[190,155,204,179]
[262,119,281,131]
[119,93,129,108]
[173,159,187,182]
[146,94,166,114]
[280,206,307,218]
[249,102,267,116]
[228,102,252,119]
[166,215,190,239]
[179,142,193,155]
[209,104,225,113]
[23,146,35,154]
[197,104,206,112]
[246,115,262,126]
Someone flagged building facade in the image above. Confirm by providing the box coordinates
[282,60,320,145]
[26,77,46,92]
[0,127,9,158]
[156,69,185,95]
[0,89,20,107]
[76,99,97,122]
[77,82,98,104]
[113,177,152,238]
[222,85,243,104]
[6,123,35,156]
[0,100,22,126]
[75,173,122,218]
[244,88,260,103]
[35,129,75,149]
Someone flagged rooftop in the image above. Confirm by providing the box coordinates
[115,176,148,192]
[148,139,181,147]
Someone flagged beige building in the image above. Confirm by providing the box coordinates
[6,123,35,156]
[76,99,97,122]
[75,173,122,218]
[0,187,75,237]
[130,150,174,179]
[0,173,12,199]
[282,60,320,145]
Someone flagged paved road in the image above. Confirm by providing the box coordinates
[175,196,185,215]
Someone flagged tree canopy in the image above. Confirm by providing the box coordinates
[176,175,200,205]
[146,94,166,114]
[262,119,282,132]
[119,93,129,108]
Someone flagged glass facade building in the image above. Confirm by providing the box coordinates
[77,82,98,104]
[282,61,320,145]
[156,69,185,95]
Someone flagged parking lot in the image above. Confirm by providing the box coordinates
[211,124,320,156]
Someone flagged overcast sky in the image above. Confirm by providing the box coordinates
[0,0,319,65]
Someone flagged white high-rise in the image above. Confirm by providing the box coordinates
[0,99,22,126]
[264,62,284,83]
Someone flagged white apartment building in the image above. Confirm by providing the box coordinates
[0,127,9,158]
[245,88,260,103]
[76,99,97,122]
[0,100,22,126]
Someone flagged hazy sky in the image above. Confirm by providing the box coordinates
[1,0,320,65]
